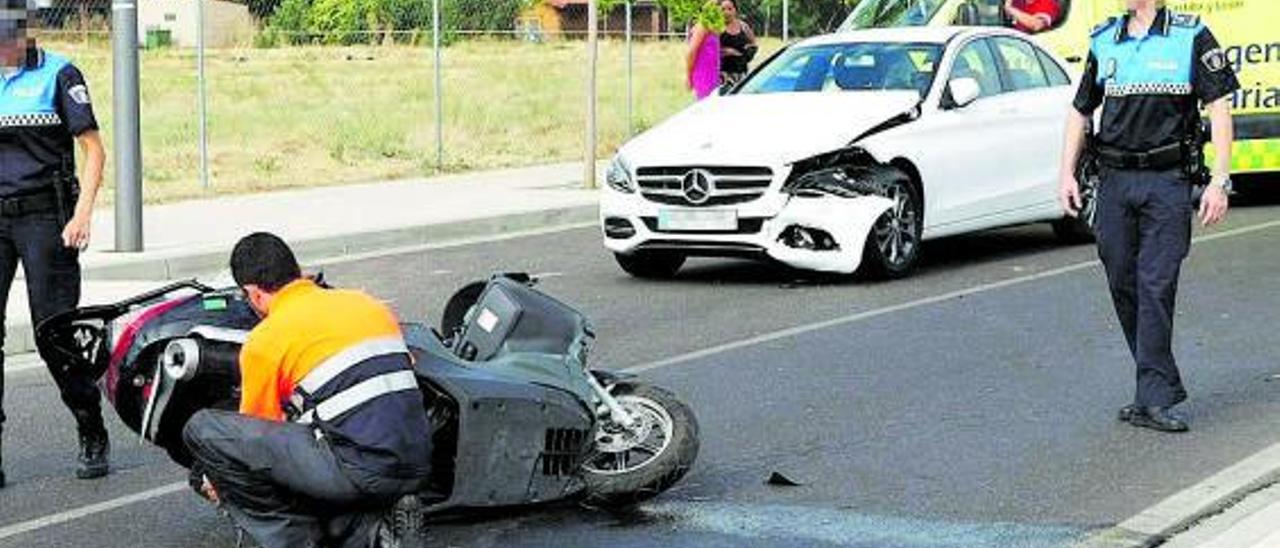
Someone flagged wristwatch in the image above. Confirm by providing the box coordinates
[1212,175,1233,193]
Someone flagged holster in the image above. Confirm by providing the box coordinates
[1184,119,1212,206]
[53,157,81,226]
[1077,123,1103,228]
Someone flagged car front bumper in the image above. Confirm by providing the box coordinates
[600,190,894,274]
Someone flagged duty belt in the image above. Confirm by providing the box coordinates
[0,189,59,218]
[1095,142,1185,170]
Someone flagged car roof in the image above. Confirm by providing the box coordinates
[794,26,1016,48]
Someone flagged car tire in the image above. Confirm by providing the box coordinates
[858,167,923,280]
[614,251,686,279]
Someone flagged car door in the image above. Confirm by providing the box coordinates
[987,35,1073,218]
[902,37,1023,232]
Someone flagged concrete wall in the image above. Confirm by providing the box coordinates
[138,0,255,48]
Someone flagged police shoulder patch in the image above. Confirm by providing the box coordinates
[1169,12,1200,28]
[67,84,91,105]
[1201,48,1228,73]
[1090,16,1118,38]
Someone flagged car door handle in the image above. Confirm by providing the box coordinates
[1065,55,1083,64]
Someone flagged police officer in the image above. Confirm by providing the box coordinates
[1059,0,1237,433]
[0,1,108,486]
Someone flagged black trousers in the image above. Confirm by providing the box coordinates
[183,410,420,548]
[1094,168,1193,408]
[0,210,100,431]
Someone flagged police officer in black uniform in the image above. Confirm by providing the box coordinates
[1059,0,1237,433]
[0,1,108,486]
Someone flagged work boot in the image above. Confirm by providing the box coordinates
[374,497,427,548]
[75,420,110,480]
[1117,403,1139,422]
[1128,406,1190,433]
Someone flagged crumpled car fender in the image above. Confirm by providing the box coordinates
[764,195,895,274]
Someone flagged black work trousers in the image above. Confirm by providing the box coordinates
[1094,168,1194,408]
[0,210,100,432]
[183,409,421,548]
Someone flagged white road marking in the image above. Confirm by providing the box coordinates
[623,259,1099,373]
[0,482,187,541]
[623,218,1280,375]
[307,221,597,267]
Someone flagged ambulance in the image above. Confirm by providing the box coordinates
[838,0,1280,175]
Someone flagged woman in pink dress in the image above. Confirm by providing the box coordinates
[686,21,721,100]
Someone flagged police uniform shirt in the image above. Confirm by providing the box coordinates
[0,47,98,196]
[1072,8,1240,152]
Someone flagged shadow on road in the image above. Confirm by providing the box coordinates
[642,223,1070,288]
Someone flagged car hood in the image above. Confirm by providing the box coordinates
[619,91,921,168]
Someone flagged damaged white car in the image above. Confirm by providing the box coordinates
[601,27,1091,279]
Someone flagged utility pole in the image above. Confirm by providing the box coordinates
[584,0,599,188]
[112,0,143,251]
[433,0,443,170]
[626,0,633,137]
[197,0,209,190]
[782,0,789,42]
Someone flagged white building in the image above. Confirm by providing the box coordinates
[137,0,255,48]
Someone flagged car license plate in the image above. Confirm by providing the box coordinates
[658,209,738,232]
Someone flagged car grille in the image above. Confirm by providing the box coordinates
[636,166,774,207]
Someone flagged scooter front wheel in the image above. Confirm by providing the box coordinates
[581,383,700,508]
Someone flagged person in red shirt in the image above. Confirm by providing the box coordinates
[1004,0,1061,34]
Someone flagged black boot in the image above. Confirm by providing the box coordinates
[1118,403,1139,422]
[75,414,110,480]
[1129,406,1190,433]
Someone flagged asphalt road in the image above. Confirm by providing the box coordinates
[2,190,1279,547]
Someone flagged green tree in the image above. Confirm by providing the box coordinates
[655,0,727,32]
[307,0,375,45]
[747,0,860,37]
[442,0,529,32]
[247,0,284,19]
[268,0,312,43]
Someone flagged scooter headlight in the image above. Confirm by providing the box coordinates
[606,156,635,194]
[162,338,201,381]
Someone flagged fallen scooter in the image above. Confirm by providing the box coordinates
[36,273,700,546]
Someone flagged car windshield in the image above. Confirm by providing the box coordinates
[738,42,943,96]
[842,0,946,29]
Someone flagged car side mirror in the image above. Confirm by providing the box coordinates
[948,78,981,109]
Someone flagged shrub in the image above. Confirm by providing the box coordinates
[269,0,312,44]
[308,0,375,45]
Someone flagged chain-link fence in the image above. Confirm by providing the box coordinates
[26,0,853,204]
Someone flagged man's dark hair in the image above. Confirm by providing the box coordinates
[230,232,302,292]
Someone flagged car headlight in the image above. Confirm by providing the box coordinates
[606,156,635,194]
[783,167,860,197]
[782,148,881,197]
